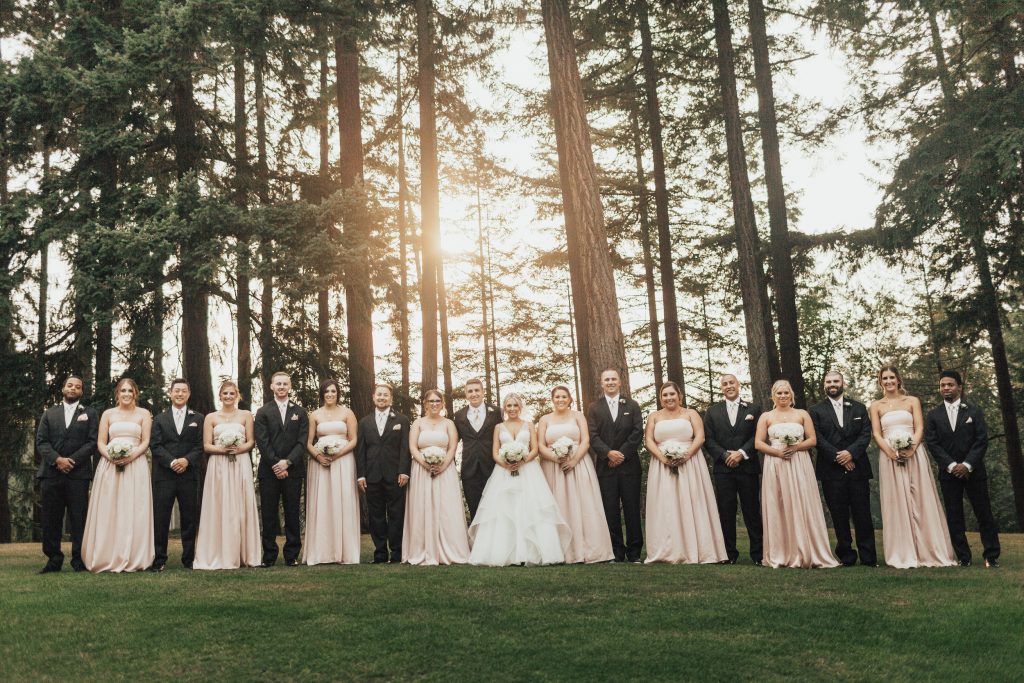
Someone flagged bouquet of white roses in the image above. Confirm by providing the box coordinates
[551,436,575,462]
[499,441,528,477]
[773,423,803,447]
[216,429,244,463]
[421,446,446,477]
[107,438,134,473]
[888,434,913,467]
[661,440,688,475]
[314,435,347,465]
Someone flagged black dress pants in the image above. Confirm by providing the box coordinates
[40,477,90,570]
[940,476,1000,564]
[821,478,876,566]
[599,474,643,561]
[366,479,407,562]
[259,475,303,564]
[153,477,199,567]
[714,472,763,563]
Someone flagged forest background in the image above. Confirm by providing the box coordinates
[1,0,1022,543]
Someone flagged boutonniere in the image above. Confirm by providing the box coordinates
[739,401,748,408]
[391,423,402,431]
[961,404,968,410]
[389,410,396,418]
[744,414,754,421]
[618,398,626,404]
[76,413,89,422]
[290,413,299,421]
[844,401,851,407]
[486,406,494,412]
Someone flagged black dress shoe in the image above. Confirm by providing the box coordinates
[258,562,275,568]
[372,558,387,564]
[146,563,165,573]
[985,559,999,568]
[38,565,61,574]
[71,564,87,573]
[753,560,764,567]
[613,557,626,563]
[389,558,402,564]
[959,560,972,567]
[285,560,299,567]
[727,559,738,565]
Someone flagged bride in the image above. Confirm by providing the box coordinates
[469,393,570,566]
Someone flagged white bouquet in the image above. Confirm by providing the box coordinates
[499,441,528,477]
[773,423,803,446]
[216,429,244,463]
[661,440,688,475]
[551,436,575,461]
[314,435,347,465]
[108,438,134,472]
[421,446,446,477]
[888,434,914,467]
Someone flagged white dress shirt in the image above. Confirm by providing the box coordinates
[173,406,186,434]
[944,399,972,473]
[725,398,748,460]
[63,401,80,429]
[606,394,620,421]
[830,397,845,428]
[276,399,289,425]
[376,409,389,436]
[469,405,485,432]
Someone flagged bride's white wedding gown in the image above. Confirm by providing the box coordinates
[468,423,571,566]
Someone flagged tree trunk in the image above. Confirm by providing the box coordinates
[335,28,375,418]
[476,177,493,404]
[396,50,412,400]
[636,0,682,393]
[747,0,806,407]
[416,0,440,393]
[711,0,778,409]
[172,43,214,414]
[629,96,664,397]
[541,0,630,408]
[255,49,273,401]
[233,47,252,400]
[487,232,501,406]
[437,264,455,414]
[927,10,1024,529]
[317,38,332,381]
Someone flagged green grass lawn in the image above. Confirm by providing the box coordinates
[1,533,1021,681]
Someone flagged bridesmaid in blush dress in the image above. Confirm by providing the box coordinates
[193,380,262,570]
[402,389,471,565]
[538,385,613,564]
[643,381,727,564]
[869,365,956,568]
[755,379,839,569]
[304,379,361,565]
[82,378,155,572]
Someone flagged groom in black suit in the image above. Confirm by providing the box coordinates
[148,378,204,571]
[809,371,876,567]
[703,374,763,564]
[453,378,501,520]
[356,383,411,563]
[924,370,1000,567]
[255,371,309,567]
[35,375,98,573]
[588,368,644,563]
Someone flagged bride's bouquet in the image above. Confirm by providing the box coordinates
[888,434,914,467]
[661,440,688,475]
[107,438,134,473]
[421,446,446,477]
[216,430,244,463]
[314,435,347,466]
[499,441,528,477]
[774,423,803,447]
[551,436,575,462]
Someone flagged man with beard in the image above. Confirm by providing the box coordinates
[35,376,98,573]
[809,371,877,567]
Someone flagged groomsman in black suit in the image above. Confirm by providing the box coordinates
[255,371,309,567]
[924,370,1001,567]
[356,383,411,563]
[148,378,204,571]
[703,374,763,564]
[809,371,877,567]
[35,376,98,573]
[588,368,644,563]
[453,378,501,521]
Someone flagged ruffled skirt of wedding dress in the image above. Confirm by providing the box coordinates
[469,460,571,566]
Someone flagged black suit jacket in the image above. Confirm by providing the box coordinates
[588,396,644,478]
[356,410,411,484]
[35,403,98,480]
[925,401,988,481]
[809,397,872,481]
[255,401,309,479]
[453,404,501,480]
[150,407,205,482]
[702,400,762,476]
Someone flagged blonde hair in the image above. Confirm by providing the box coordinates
[218,380,243,402]
[770,379,794,407]
[502,392,526,418]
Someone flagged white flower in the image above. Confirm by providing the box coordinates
[661,440,687,461]
[773,423,803,445]
[107,438,134,460]
[314,435,347,456]
[499,441,528,476]
[421,446,446,466]
[888,434,913,451]
[551,436,575,460]
[216,431,244,448]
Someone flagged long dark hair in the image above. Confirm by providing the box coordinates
[319,379,342,408]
